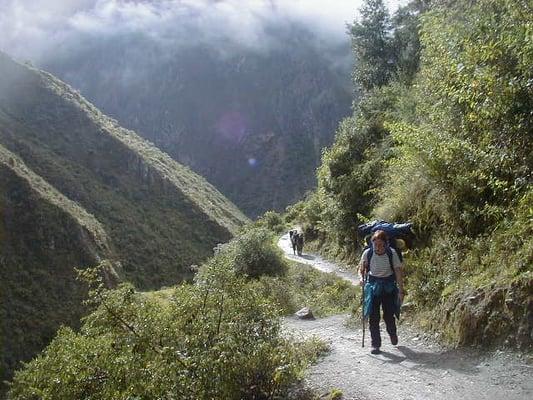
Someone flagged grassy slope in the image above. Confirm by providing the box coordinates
[0,52,249,289]
[0,144,119,391]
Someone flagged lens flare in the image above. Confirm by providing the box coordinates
[215,111,249,142]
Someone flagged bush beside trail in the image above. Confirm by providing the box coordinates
[213,227,288,279]
[6,232,284,399]
[8,226,356,399]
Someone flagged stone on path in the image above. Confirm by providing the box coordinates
[295,307,315,320]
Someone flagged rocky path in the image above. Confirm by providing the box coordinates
[279,232,533,400]
[278,233,358,285]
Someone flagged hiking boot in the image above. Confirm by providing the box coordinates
[370,347,381,355]
[390,334,398,346]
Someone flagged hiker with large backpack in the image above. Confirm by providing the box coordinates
[296,233,304,256]
[359,229,405,355]
[289,230,298,255]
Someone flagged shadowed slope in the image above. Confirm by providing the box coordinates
[0,144,119,391]
[0,52,249,289]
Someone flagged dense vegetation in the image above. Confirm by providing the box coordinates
[289,0,532,348]
[0,144,120,394]
[0,52,248,395]
[8,228,354,399]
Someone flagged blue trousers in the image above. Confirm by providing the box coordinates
[369,290,397,348]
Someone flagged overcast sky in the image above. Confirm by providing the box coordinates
[0,0,408,62]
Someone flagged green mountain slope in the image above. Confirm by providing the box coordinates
[291,0,532,349]
[0,52,249,291]
[0,144,119,391]
[0,52,249,392]
[44,26,352,217]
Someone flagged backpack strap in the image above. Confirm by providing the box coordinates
[385,247,394,273]
[365,247,372,274]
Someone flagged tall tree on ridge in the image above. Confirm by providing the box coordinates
[350,0,394,93]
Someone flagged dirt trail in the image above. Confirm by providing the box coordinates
[278,233,358,284]
[279,233,533,400]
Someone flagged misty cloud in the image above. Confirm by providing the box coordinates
[1,0,407,63]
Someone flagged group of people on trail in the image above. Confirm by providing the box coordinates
[289,230,304,256]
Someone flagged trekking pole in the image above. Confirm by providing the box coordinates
[361,273,366,348]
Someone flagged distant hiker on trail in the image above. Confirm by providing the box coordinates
[289,230,297,255]
[359,230,404,355]
[296,232,304,256]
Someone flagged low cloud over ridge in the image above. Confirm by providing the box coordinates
[1,0,406,63]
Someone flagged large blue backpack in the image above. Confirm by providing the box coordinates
[357,220,414,273]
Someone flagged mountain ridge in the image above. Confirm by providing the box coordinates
[0,52,249,391]
[0,142,120,391]
[43,26,353,217]
[0,52,249,289]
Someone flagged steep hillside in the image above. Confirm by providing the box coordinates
[0,144,119,391]
[0,52,249,290]
[290,0,532,349]
[44,25,352,216]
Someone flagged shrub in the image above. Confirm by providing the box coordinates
[284,200,306,225]
[211,228,288,279]
[8,263,306,399]
[251,264,358,317]
[329,388,344,400]
[254,211,286,234]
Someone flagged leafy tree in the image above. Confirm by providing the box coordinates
[312,82,413,259]
[349,0,395,92]
[390,0,428,84]
[380,0,532,235]
[301,0,425,260]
